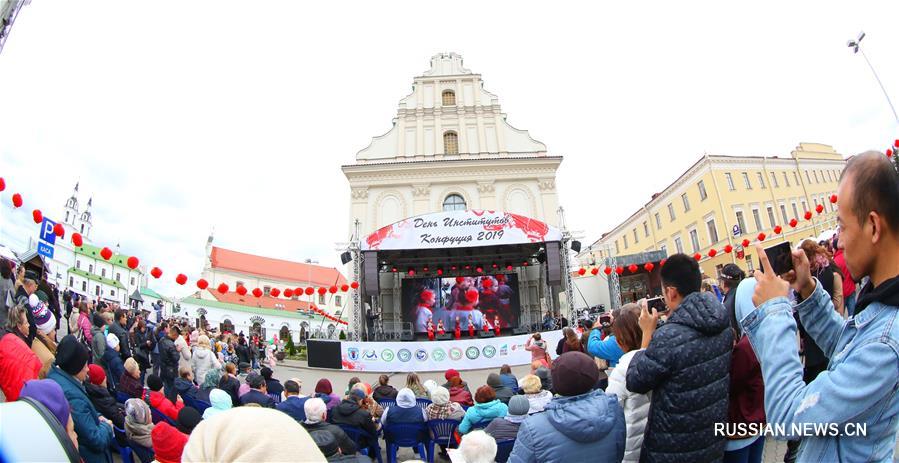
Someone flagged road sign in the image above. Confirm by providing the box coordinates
[732,225,742,237]
[39,218,57,244]
[37,242,54,259]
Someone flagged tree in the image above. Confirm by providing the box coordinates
[339,330,347,340]
[285,335,297,356]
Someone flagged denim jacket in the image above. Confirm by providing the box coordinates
[739,278,899,462]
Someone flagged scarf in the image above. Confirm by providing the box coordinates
[125,399,154,448]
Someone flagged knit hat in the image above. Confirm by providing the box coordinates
[55,335,90,376]
[27,293,55,335]
[106,332,120,349]
[444,369,460,381]
[486,373,502,388]
[431,386,450,406]
[246,372,264,389]
[551,352,599,397]
[147,374,164,392]
[309,430,339,457]
[87,364,106,386]
[507,395,530,416]
[152,421,189,463]
[237,361,251,372]
[20,379,70,427]
[177,407,202,434]
[349,388,366,402]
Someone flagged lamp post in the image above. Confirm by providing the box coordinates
[847,31,899,126]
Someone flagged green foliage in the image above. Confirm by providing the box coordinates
[285,335,297,356]
[339,330,346,340]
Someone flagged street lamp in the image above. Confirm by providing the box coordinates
[847,31,899,125]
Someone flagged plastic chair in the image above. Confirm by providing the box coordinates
[128,441,155,463]
[415,398,432,415]
[425,419,460,463]
[150,406,177,426]
[268,393,282,404]
[470,420,490,430]
[495,439,515,463]
[377,399,396,410]
[115,391,131,404]
[383,423,428,463]
[337,424,383,463]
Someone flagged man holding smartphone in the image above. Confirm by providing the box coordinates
[744,151,899,462]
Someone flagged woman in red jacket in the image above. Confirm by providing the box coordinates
[0,304,42,401]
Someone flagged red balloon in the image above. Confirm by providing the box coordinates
[32,209,43,224]
[318,287,327,295]
[757,233,766,242]
[11,193,22,208]
[591,268,599,275]
[0,177,4,192]
[217,283,229,294]
[341,284,349,292]
[305,287,315,296]
[150,267,162,279]
[615,266,624,275]
[644,263,655,272]
[197,279,209,290]
[71,233,83,247]
[127,256,139,269]
[329,286,338,294]
[741,239,751,248]
[693,253,702,261]
[100,247,113,260]
[724,244,733,253]
[236,285,247,296]
[816,204,824,214]
[804,211,813,220]
[708,248,717,258]
[628,264,638,273]
[577,268,586,276]
[350,281,359,289]
[773,225,782,234]
[603,267,613,275]
[830,194,838,204]
[252,288,263,298]
[176,274,188,285]
[789,218,798,228]
[271,288,281,297]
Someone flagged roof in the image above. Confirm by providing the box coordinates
[73,243,139,272]
[209,247,346,287]
[140,287,171,302]
[179,296,331,321]
[129,289,143,302]
[68,267,125,289]
[204,288,323,312]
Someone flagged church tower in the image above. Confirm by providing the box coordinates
[77,197,93,238]
[63,182,80,226]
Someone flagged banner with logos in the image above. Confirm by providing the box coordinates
[340,330,564,372]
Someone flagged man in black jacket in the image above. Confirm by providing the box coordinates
[626,253,733,463]
[329,388,379,456]
[108,309,132,361]
[240,372,275,408]
[158,326,181,403]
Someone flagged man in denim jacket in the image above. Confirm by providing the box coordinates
[741,151,899,462]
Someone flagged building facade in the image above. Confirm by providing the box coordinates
[580,143,846,284]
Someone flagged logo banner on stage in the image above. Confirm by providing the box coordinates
[341,330,564,372]
[362,210,563,251]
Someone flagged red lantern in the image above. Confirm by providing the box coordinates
[816,204,824,214]
[757,233,766,242]
[303,287,313,295]
[708,248,717,258]
[591,268,599,275]
[830,194,838,204]
[895,139,899,148]
[341,284,349,292]
[660,258,667,267]
[217,283,229,294]
[350,281,359,290]
[100,247,113,260]
[252,288,263,298]
[318,287,327,295]
[693,253,702,261]
[889,149,894,158]
[176,274,188,285]
[127,256,139,269]
[150,267,162,279]
[284,288,294,298]
[294,287,303,296]
[789,218,798,228]
[614,266,623,275]
[329,286,337,294]
[644,263,655,272]
[577,268,586,276]
[773,225,782,234]
[628,264,638,273]
[0,177,4,192]
[603,267,612,275]
[742,239,751,248]
[52,223,64,238]
[71,233,83,247]
[724,244,733,253]
[11,193,22,208]
[271,288,281,297]
[32,209,43,224]
[236,285,247,296]
[197,279,208,290]
[804,211,813,220]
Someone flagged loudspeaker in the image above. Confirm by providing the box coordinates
[436,334,452,341]
[400,333,414,341]
[362,251,380,297]
[571,240,582,253]
[307,340,342,369]
[512,327,529,335]
[479,331,495,338]
[340,251,353,265]
[545,241,562,286]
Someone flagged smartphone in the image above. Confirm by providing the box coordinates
[646,296,667,313]
[764,241,794,276]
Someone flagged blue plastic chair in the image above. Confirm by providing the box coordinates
[415,398,432,416]
[127,441,155,463]
[115,391,131,404]
[425,419,460,463]
[111,427,134,463]
[495,439,515,463]
[337,424,383,463]
[150,406,177,426]
[182,396,211,414]
[268,393,282,404]
[377,398,396,410]
[383,423,428,463]
[470,419,490,431]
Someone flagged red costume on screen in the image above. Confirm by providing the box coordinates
[494,316,501,336]
[437,320,445,336]
[454,318,461,340]
[427,319,435,341]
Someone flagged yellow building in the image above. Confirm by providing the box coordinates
[581,143,847,283]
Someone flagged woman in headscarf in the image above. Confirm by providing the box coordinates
[197,368,222,403]
[314,378,341,410]
[124,398,155,449]
[381,388,427,434]
[202,388,233,420]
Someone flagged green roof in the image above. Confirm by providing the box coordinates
[179,297,332,322]
[68,267,126,289]
[140,287,171,302]
[73,244,139,271]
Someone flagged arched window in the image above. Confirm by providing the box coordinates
[443,131,458,155]
[443,194,466,212]
[442,90,456,106]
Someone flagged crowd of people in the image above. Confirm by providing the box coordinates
[1,150,898,462]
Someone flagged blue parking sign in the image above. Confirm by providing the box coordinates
[37,242,54,259]
[40,218,57,244]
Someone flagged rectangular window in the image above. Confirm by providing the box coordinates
[801,200,808,213]
[335,296,342,306]
[736,211,747,235]
[130,277,135,286]
[742,172,752,189]
[771,172,779,188]
[689,229,701,253]
[101,268,106,277]
[805,171,811,184]
[116,273,121,282]
[746,255,754,272]
[792,202,799,219]
[264,286,271,296]
[668,203,676,221]
[633,229,639,244]
[780,205,788,223]
[659,244,668,256]
[757,172,766,189]
[784,172,790,187]
[82,281,87,291]
[707,219,719,244]
[89,264,93,273]
[95,285,100,296]
[110,290,115,297]
[655,213,662,230]
[76,260,81,269]
[236,280,244,288]
[752,208,763,232]
[643,221,649,237]
[623,235,629,249]
[69,277,74,287]
[615,241,620,254]
[682,193,690,212]
[725,173,735,191]
[698,181,708,201]
[674,237,684,254]
[793,172,799,185]
[814,170,820,183]
[318,294,326,304]
[767,207,776,228]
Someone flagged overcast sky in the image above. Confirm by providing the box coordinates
[1,1,897,297]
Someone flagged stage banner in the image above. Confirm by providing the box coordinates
[341,330,564,372]
[362,210,563,251]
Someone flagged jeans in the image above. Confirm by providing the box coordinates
[723,436,765,463]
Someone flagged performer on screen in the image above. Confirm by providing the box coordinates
[468,313,475,338]
[454,316,461,340]
[494,315,501,336]
[446,289,484,333]
[413,289,436,333]
[437,319,445,336]
[482,318,490,334]
[427,317,435,341]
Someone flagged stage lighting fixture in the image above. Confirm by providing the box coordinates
[476,266,483,273]
[391,267,398,273]
[506,265,513,271]
[407,268,415,276]
[437,268,444,276]
[423,266,429,272]
[492,263,498,269]
[451,265,458,271]
[523,261,530,266]
[464,264,471,270]
[340,251,353,265]
[571,240,582,253]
